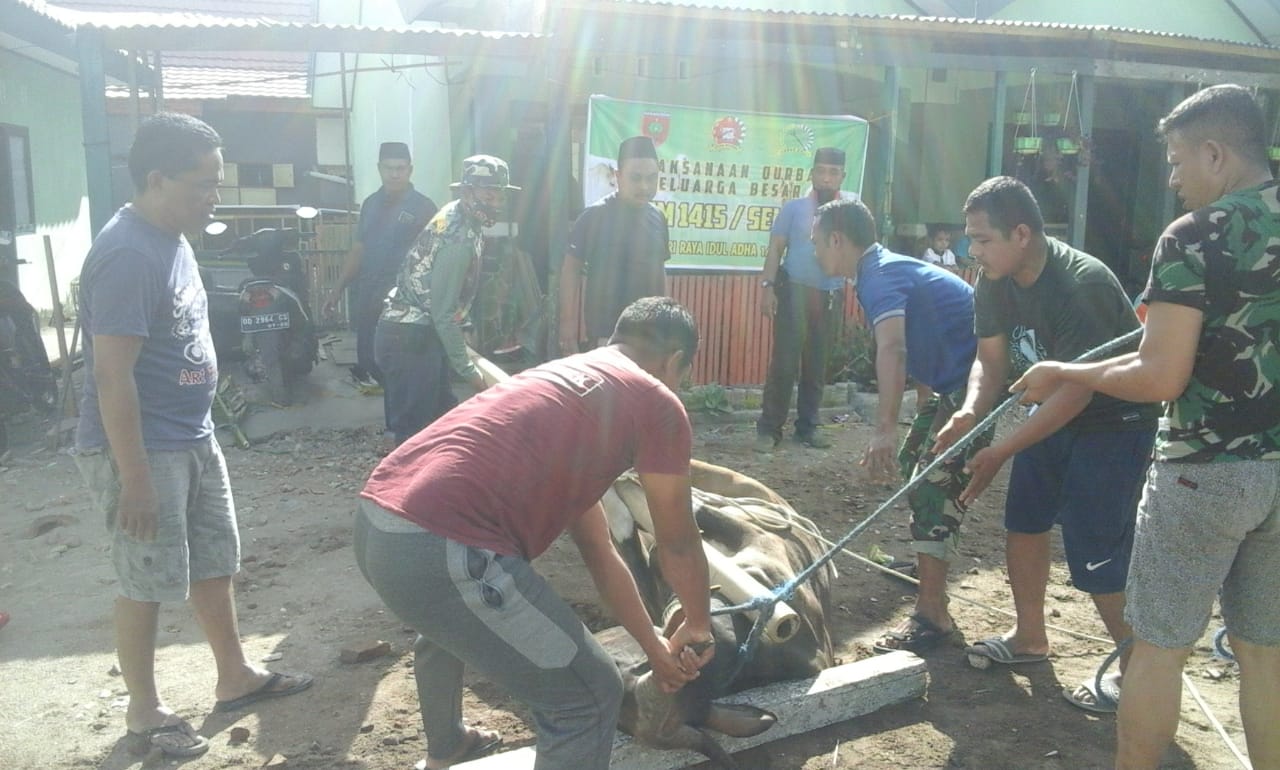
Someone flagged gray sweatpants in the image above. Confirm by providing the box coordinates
[353,501,623,769]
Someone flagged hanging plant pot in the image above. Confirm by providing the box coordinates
[1041,112,1061,126]
[1057,137,1082,155]
[1014,137,1043,155]
[1014,111,1033,126]
[1269,146,1280,161]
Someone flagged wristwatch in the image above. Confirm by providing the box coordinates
[760,279,774,288]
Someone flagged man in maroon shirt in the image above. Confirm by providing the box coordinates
[354,296,714,770]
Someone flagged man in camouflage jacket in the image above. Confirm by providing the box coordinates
[374,155,519,444]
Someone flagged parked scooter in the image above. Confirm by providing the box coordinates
[204,207,319,405]
[0,278,56,455]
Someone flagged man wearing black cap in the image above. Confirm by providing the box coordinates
[559,135,670,353]
[754,147,854,452]
[374,154,518,444]
[323,142,437,386]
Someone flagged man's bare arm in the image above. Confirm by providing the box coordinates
[558,251,584,354]
[934,335,1009,452]
[323,241,364,315]
[758,234,787,318]
[569,503,708,692]
[93,335,157,541]
[1013,303,1202,404]
[863,315,908,482]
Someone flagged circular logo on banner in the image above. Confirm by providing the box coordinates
[712,116,746,149]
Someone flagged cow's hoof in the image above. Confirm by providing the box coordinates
[967,652,993,670]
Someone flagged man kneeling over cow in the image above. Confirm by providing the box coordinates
[355,297,715,769]
[354,296,835,769]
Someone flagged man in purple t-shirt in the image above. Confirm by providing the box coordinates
[74,114,311,759]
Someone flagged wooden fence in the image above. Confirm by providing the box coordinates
[666,264,979,386]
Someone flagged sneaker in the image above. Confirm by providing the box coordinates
[752,434,778,454]
[795,431,832,449]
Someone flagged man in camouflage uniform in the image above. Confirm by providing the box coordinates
[809,199,993,654]
[374,155,519,445]
[1015,85,1280,769]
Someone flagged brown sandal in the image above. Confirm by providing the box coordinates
[873,613,955,654]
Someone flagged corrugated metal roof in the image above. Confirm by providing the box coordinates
[5,0,146,83]
[21,0,542,100]
[29,0,542,51]
[53,0,315,23]
[587,0,1280,53]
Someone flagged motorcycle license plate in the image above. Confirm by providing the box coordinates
[240,312,292,333]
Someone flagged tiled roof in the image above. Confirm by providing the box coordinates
[37,0,311,99]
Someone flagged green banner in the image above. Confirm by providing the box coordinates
[585,95,869,270]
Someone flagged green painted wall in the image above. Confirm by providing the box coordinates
[0,48,93,314]
[1,51,88,227]
[995,0,1261,45]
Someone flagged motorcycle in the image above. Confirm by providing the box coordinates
[0,278,57,455]
[202,208,319,405]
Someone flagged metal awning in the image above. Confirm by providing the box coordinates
[75,16,544,58]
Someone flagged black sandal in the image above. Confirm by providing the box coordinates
[873,613,954,654]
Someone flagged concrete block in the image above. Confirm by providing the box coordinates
[456,651,927,769]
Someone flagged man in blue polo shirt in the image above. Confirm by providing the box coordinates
[811,198,992,656]
[324,142,437,385]
[755,147,854,451]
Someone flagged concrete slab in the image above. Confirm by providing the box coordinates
[231,355,387,443]
[456,651,928,769]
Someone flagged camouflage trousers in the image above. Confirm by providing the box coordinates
[897,390,995,563]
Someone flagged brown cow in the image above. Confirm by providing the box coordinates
[602,460,835,769]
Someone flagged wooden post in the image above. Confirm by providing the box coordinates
[42,236,70,368]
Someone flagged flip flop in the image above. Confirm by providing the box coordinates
[126,718,211,758]
[965,637,1049,665]
[873,613,954,654]
[1064,671,1121,714]
[213,671,314,712]
[415,727,503,770]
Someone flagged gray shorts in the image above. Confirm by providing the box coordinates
[1126,460,1280,648]
[74,437,239,603]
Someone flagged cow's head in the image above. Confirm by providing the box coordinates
[604,460,835,769]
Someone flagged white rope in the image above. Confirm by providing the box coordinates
[813,506,1252,768]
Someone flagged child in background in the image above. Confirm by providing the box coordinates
[922,226,958,269]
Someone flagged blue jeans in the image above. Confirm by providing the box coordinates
[374,320,457,444]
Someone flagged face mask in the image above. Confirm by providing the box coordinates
[464,190,502,227]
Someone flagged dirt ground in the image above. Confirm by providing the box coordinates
[0,398,1250,770]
